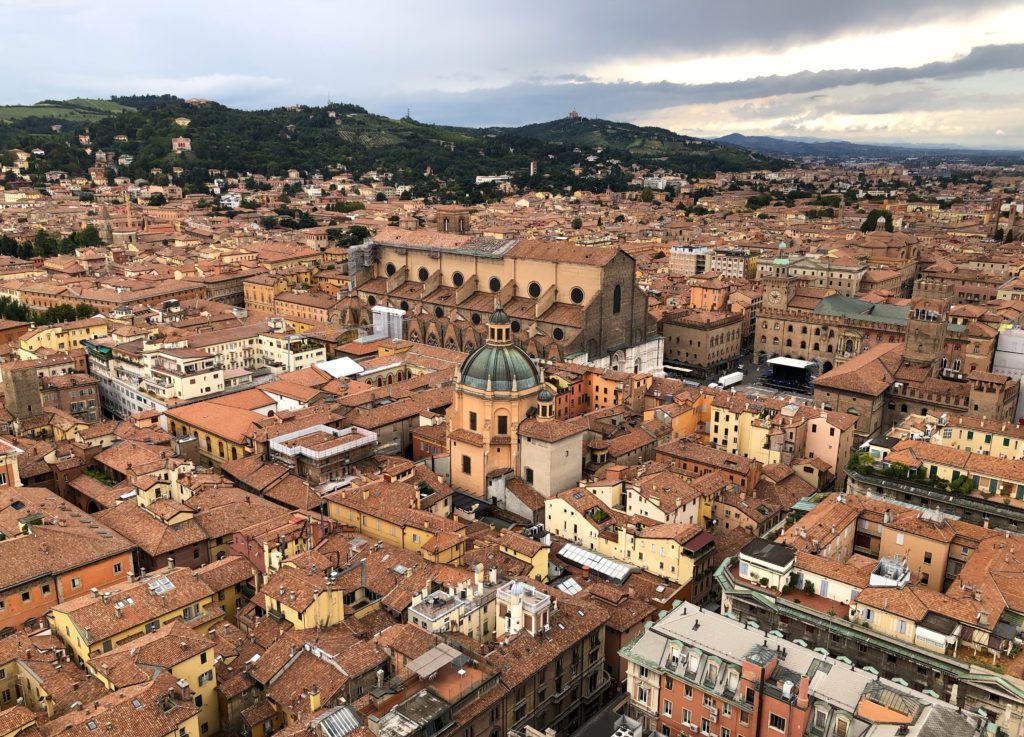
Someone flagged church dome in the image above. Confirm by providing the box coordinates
[459,343,540,391]
[489,305,511,325]
[458,301,540,392]
[538,387,554,402]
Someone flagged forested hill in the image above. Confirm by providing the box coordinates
[498,117,772,174]
[1,94,784,200]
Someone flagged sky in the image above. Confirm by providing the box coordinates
[2,0,1024,147]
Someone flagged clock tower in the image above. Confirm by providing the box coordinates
[762,276,797,309]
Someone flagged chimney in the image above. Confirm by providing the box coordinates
[167,557,175,570]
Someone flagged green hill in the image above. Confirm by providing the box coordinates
[1,95,784,200]
[0,98,134,123]
[503,116,777,177]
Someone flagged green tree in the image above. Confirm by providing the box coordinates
[571,217,583,230]
[32,229,59,257]
[76,225,101,248]
[374,192,387,202]
[859,209,894,232]
[746,193,772,210]
[994,227,1005,241]
[639,188,655,203]
[949,476,973,494]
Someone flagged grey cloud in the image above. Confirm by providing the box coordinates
[375,43,1024,126]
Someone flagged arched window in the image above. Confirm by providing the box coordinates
[613,285,622,314]
[844,339,854,353]
[786,339,793,347]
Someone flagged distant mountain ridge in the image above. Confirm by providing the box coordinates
[716,133,1024,162]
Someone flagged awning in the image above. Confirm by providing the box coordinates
[406,643,461,678]
[767,356,814,369]
[683,531,715,553]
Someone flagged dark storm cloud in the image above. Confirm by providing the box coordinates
[374,43,1024,126]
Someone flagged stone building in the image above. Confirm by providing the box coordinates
[662,309,744,379]
[345,228,660,372]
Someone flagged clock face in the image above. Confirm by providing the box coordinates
[769,290,782,304]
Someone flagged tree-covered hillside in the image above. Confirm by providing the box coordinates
[2,95,785,201]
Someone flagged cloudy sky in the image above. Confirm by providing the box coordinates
[3,0,1024,147]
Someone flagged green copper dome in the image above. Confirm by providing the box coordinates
[538,387,554,402]
[489,305,511,324]
[459,343,540,391]
[460,301,540,392]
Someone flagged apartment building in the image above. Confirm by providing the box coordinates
[662,310,744,379]
[545,487,716,598]
[622,605,988,737]
[85,338,227,418]
[0,486,134,634]
[48,560,247,664]
[718,493,1024,737]
[708,247,757,279]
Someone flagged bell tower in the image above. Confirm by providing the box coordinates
[904,280,951,373]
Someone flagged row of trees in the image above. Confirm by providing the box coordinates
[0,296,97,325]
[0,226,102,260]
